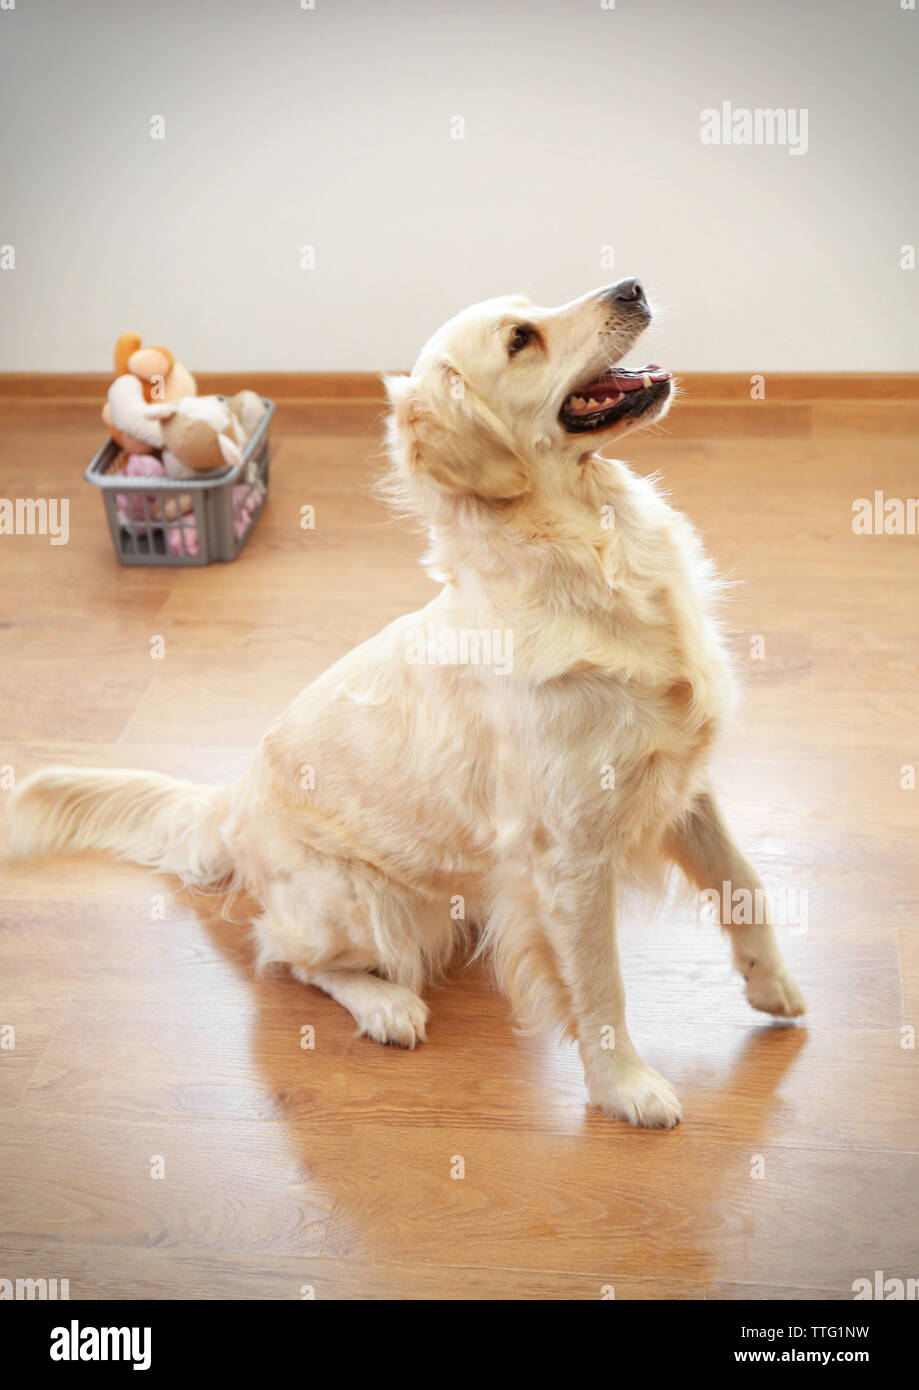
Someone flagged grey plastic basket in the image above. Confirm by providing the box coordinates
[85,397,274,566]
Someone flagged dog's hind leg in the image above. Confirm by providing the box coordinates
[665,789,805,1018]
[291,966,429,1048]
[250,856,432,1048]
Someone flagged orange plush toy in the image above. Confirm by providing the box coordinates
[102,332,197,454]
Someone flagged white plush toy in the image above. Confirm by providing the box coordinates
[106,374,167,453]
[144,391,267,479]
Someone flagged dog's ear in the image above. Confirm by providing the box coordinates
[384,363,529,501]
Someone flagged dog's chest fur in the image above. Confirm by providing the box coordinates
[478,483,734,855]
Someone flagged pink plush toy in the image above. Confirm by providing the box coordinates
[232,483,263,540]
[167,520,199,556]
[115,453,166,523]
[116,460,264,555]
[165,482,263,555]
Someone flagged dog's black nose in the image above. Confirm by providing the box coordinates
[610,277,647,307]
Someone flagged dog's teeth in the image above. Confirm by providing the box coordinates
[571,396,586,408]
[642,373,653,388]
[586,397,599,407]
[601,397,614,406]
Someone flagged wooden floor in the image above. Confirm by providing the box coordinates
[1,386,917,1300]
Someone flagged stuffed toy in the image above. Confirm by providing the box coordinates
[144,390,267,477]
[167,518,200,557]
[165,483,265,556]
[114,452,167,525]
[102,332,197,453]
[113,453,189,527]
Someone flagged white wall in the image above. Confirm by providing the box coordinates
[1,0,916,373]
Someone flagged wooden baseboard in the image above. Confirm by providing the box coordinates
[0,371,389,402]
[0,371,916,403]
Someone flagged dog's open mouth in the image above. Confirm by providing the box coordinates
[559,365,672,432]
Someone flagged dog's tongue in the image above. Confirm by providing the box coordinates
[580,364,671,397]
[563,363,672,417]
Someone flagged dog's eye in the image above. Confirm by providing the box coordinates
[509,325,535,355]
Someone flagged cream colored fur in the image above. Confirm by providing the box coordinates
[8,286,804,1127]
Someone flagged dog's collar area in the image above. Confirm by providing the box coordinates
[560,365,672,433]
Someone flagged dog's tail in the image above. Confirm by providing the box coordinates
[7,766,234,885]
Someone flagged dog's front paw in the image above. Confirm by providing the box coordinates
[356,985,430,1049]
[744,962,806,1018]
[590,1065,683,1129]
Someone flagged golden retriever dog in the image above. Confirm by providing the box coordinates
[8,281,805,1127]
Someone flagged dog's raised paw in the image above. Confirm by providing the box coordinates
[744,963,806,1019]
[591,1065,683,1129]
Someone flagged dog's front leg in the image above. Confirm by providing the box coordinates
[504,860,682,1128]
[665,789,805,1018]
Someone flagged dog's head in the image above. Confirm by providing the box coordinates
[384,281,672,504]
